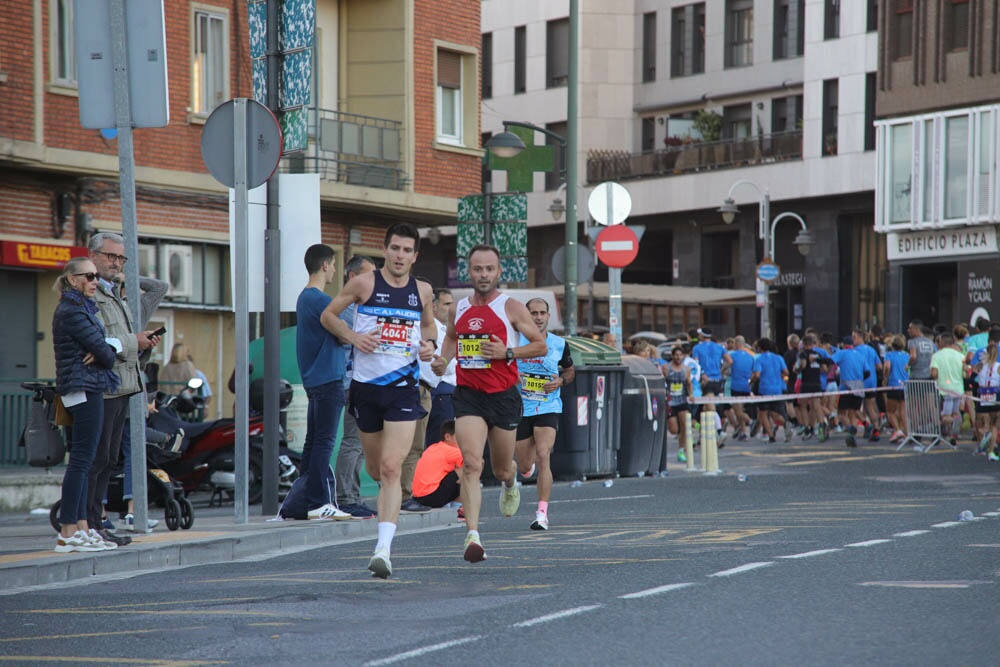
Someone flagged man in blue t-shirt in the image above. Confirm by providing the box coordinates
[692,328,732,436]
[852,329,883,442]
[295,244,352,520]
[833,337,866,447]
[728,335,755,439]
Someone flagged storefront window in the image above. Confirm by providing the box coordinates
[890,124,912,223]
[945,115,969,219]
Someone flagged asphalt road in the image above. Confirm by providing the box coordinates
[1,441,998,666]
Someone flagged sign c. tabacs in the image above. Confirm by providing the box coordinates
[887,226,999,261]
[0,241,88,269]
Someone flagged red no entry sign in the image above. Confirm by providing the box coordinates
[596,225,639,268]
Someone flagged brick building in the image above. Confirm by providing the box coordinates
[0,0,480,438]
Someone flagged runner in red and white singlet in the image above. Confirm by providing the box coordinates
[431,244,546,564]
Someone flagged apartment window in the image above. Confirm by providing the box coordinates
[641,117,656,153]
[671,4,705,77]
[977,113,993,217]
[701,232,739,289]
[773,0,805,60]
[892,1,913,59]
[725,0,754,68]
[642,12,657,82]
[890,124,913,223]
[436,50,463,144]
[514,26,526,94]
[771,95,803,133]
[546,18,569,88]
[822,79,839,156]
[192,9,229,115]
[53,0,76,83]
[824,0,840,40]
[945,115,969,219]
[545,121,567,191]
[867,0,878,31]
[481,33,492,99]
[864,73,877,151]
[945,0,970,52]
[723,104,752,140]
[922,121,936,221]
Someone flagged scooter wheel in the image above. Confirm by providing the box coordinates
[49,501,62,533]
[164,498,181,531]
[178,496,194,530]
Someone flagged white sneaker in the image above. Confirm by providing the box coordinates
[530,511,549,531]
[307,503,354,520]
[368,547,392,579]
[122,514,160,532]
[54,530,104,553]
[87,529,118,550]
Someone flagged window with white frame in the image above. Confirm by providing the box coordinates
[889,124,912,224]
[53,0,76,84]
[944,115,969,220]
[192,8,229,116]
[725,0,753,68]
[436,50,462,144]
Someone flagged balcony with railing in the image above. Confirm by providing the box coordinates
[283,108,408,191]
[586,130,802,185]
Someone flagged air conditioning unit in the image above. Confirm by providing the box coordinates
[137,244,157,278]
[160,244,193,298]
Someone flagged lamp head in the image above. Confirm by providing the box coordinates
[793,229,815,256]
[485,131,526,159]
[718,198,739,224]
[548,196,565,221]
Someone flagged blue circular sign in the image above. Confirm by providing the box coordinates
[757,262,780,282]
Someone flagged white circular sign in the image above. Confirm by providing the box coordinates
[588,181,632,225]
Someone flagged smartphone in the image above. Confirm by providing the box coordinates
[150,326,166,336]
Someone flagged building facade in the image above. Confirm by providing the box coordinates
[874,0,1000,330]
[477,0,881,342]
[0,0,479,434]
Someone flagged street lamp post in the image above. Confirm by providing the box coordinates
[718,180,814,340]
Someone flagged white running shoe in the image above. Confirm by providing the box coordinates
[368,547,392,578]
[307,503,354,520]
[54,530,104,553]
[530,511,549,531]
[499,481,521,517]
[87,529,118,550]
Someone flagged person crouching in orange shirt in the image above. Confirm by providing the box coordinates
[411,420,464,513]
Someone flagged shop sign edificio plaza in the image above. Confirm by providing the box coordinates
[887,226,999,261]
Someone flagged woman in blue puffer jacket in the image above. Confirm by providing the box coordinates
[51,257,121,553]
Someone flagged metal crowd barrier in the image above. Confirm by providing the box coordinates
[898,380,948,452]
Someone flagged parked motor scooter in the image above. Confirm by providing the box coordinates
[149,378,297,505]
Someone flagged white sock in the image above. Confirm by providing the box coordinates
[714,413,722,430]
[375,522,396,553]
[467,529,480,540]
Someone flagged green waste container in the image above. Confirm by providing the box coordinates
[551,337,626,480]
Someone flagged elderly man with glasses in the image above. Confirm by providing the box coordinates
[87,232,161,546]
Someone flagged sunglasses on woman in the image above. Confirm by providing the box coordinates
[74,272,99,282]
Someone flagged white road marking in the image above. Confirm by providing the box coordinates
[513,605,603,628]
[708,562,774,577]
[777,549,842,559]
[549,495,654,505]
[845,539,893,547]
[364,636,482,666]
[893,530,930,537]
[982,512,1000,517]
[931,521,962,528]
[619,583,696,599]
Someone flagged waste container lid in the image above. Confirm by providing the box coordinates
[563,336,622,366]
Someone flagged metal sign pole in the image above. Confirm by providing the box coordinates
[233,98,250,524]
[606,189,623,353]
[109,0,149,533]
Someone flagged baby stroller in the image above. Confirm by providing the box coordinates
[49,441,194,532]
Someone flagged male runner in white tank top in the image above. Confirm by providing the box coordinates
[321,223,437,578]
[431,244,546,563]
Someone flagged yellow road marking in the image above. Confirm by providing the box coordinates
[782,453,910,466]
[674,529,781,544]
[0,657,226,666]
[30,597,260,611]
[0,627,206,643]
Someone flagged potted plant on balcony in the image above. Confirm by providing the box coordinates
[824,133,838,156]
[692,109,724,167]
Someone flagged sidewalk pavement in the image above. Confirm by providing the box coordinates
[0,469,461,594]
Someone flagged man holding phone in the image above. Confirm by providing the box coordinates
[87,232,161,546]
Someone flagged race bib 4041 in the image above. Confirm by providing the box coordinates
[458,334,491,369]
[376,316,414,356]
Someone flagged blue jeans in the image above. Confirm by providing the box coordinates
[60,392,104,526]
[301,380,346,510]
[425,383,455,447]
